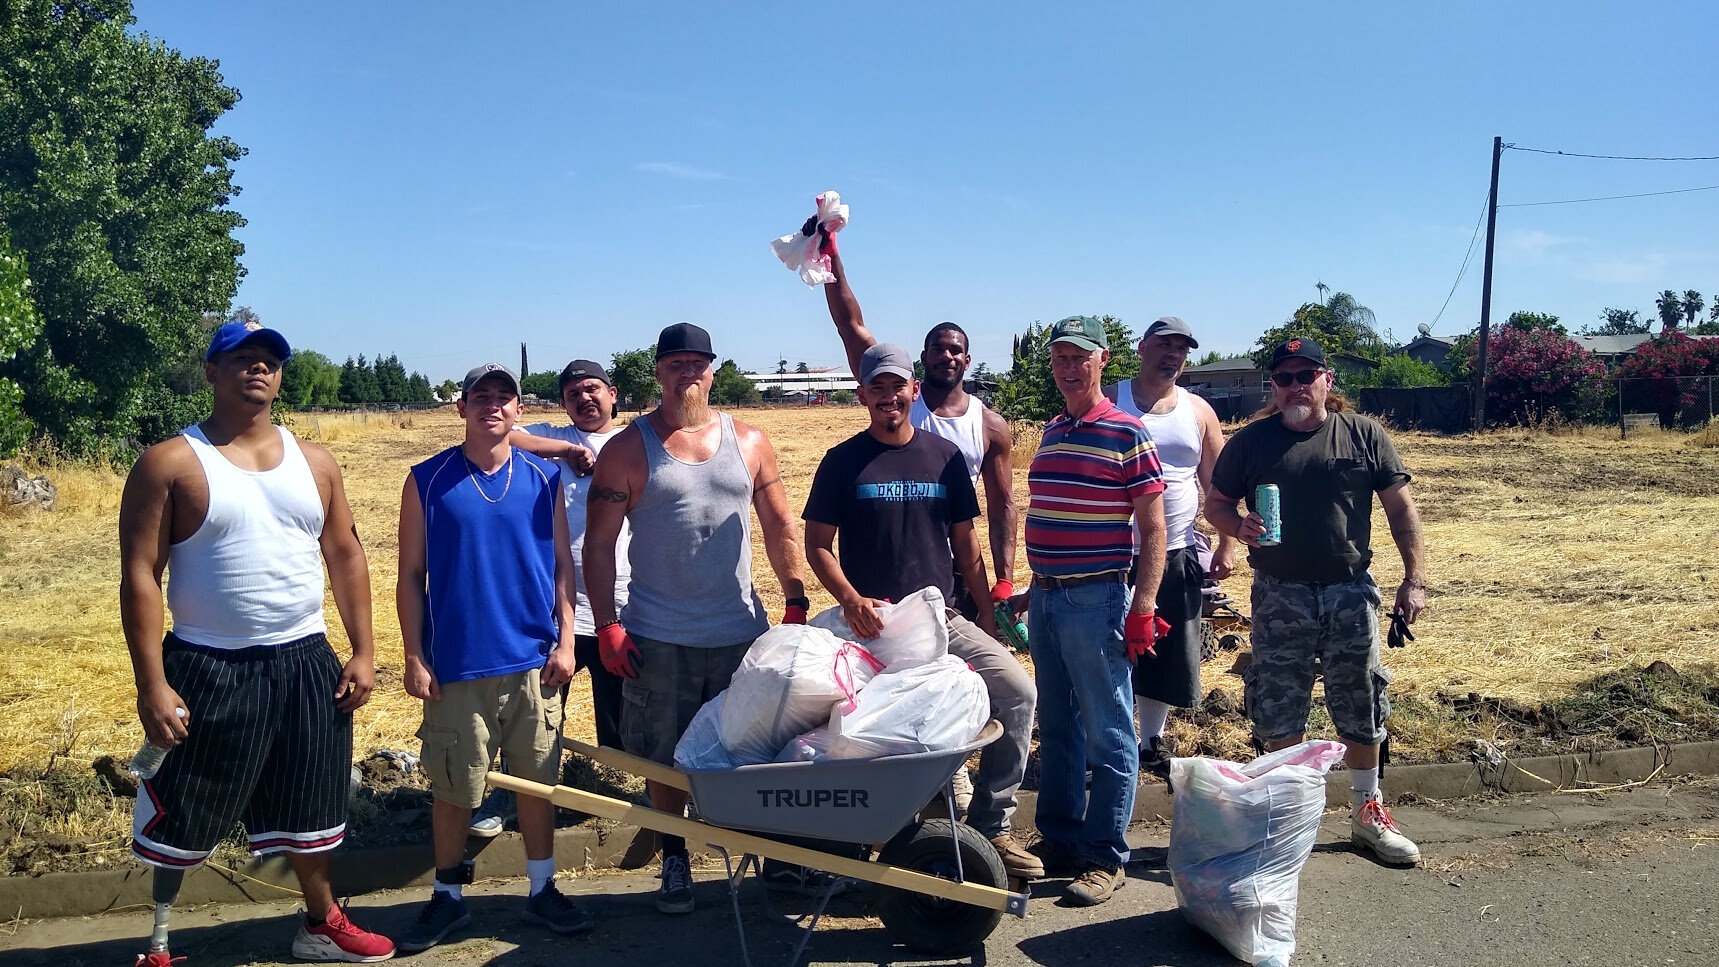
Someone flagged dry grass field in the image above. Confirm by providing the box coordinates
[1,406,1716,870]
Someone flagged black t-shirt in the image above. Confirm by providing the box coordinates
[1210,410,1409,583]
[802,429,981,604]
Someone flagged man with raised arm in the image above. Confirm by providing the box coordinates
[583,322,809,915]
[120,320,394,964]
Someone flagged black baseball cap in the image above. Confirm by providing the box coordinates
[1267,336,1328,370]
[558,359,611,392]
[655,322,716,360]
[1142,316,1200,349]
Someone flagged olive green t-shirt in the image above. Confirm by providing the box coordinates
[1210,410,1409,583]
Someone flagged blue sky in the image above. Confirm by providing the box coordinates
[132,1,1718,381]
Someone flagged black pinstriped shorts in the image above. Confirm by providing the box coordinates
[131,633,352,869]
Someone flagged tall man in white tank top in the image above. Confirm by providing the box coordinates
[1102,316,1237,778]
[119,321,395,964]
[819,236,1038,856]
[584,323,808,915]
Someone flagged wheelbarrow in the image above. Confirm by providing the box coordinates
[487,718,1027,967]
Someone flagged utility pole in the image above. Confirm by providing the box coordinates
[1473,136,1502,432]
[521,342,528,379]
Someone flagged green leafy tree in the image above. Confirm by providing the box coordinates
[1682,290,1705,328]
[1585,308,1649,336]
[1656,289,1684,330]
[1504,311,1566,337]
[406,372,432,402]
[992,316,1138,422]
[1348,354,1448,389]
[373,353,409,402]
[794,361,809,375]
[609,347,659,412]
[519,370,559,400]
[710,358,761,406]
[339,355,381,404]
[0,0,247,455]
[0,231,44,456]
[435,378,459,401]
[1250,290,1386,368]
[1194,350,1226,367]
[280,350,339,407]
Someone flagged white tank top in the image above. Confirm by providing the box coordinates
[166,425,328,649]
[910,394,986,483]
[1114,384,1201,550]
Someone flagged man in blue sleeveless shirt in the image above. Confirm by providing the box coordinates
[396,364,593,951]
[585,323,808,915]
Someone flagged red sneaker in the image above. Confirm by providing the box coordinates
[135,954,187,967]
[291,904,396,962]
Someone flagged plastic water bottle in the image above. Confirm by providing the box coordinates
[129,707,187,779]
[994,602,1030,653]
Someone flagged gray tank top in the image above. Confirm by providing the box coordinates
[621,412,768,646]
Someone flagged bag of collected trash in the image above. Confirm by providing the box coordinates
[1168,740,1347,967]
[769,190,848,286]
[719,624,884,763]
[826,653,987,759]
[673,690,739,771]
[808,586,949,669]
[773,727,839,763]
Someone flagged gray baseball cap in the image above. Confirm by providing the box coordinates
[1143,315,1200,348]
[461,362,522,397]
[859,343,915,385]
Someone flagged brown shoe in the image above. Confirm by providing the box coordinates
[989,833,1046,879]
[1027,837,1082,877]
[1063,863,1125,906]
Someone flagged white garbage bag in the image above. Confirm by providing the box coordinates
[718,624,883,764]
[673,691,738,771]
[808,586,948,670]
[773,727,840,763]
[826,653,987,759]
[770,190,849,286]
[1168,740,1347,967]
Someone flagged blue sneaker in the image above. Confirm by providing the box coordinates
[398,891,471,953]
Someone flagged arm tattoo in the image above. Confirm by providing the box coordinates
[591,484,629,503]
[754,475,781,493]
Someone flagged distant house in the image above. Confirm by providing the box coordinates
[1178,357,1263,392]
[1396,333,1465,371]
[745,371,855,395]
[1575,333,1653,367]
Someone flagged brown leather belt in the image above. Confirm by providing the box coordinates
[1031,570,1128,591]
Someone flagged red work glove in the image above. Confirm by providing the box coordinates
[990,579,1014,604]
[782,605,807,624]
[1125,611,1172,662]
[597,622,641,679]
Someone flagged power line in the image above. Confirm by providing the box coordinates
[1504,143,1719,162]
[1498,183,1719,208]
[1430,190,1491,329]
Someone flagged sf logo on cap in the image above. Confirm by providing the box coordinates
[1286,338,1302,352]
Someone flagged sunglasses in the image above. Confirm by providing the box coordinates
[1270,368,1326,387]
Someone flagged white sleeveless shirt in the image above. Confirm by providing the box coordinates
[910,394,986,483]
[166,425,328,649]
[1115,384,1201,551]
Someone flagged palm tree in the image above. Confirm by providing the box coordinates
[1682,290,1705,328]
[1655,289,1683,330]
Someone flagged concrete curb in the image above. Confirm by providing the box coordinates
[6,740,1717,921]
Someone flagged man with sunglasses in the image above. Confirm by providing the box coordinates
[1206,337,1427,867]
[1102,316,1237,779]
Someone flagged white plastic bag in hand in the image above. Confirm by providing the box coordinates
[826,653,987,759]
[808,586,949,670]
[770,190,849,286]
[718,624,883,763]
[1168,740,1347,967]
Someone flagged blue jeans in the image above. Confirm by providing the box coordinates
[1028,578,1137,868]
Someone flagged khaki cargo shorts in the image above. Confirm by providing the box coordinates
[418,667,564,809]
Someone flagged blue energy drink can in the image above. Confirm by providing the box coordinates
[1254,483,1282,546]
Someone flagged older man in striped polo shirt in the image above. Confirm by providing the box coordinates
[1023,315,1169,906]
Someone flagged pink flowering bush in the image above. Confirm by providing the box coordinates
[1616,333,1719,427]
[1477,327,1609,425]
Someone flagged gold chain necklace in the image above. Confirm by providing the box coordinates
[464,451,514,504]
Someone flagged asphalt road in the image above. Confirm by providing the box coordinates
[6,779,1716,967]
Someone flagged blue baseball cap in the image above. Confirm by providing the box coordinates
[206,320,292,362]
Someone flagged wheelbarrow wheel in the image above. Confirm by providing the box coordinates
[1199,619,1219,663]
[876,819,1006,954]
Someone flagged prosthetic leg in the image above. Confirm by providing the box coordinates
[138,867,185,964]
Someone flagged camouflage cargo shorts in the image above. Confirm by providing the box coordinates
[1244,571,1392,747]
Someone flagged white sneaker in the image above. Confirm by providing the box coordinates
[951,766,974,816]
[1351,795,1421,866]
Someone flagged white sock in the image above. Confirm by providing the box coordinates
[1136,699,1172,742]
[527,857,555,895]
[1350,767,1380,810]
[432,880,464,901]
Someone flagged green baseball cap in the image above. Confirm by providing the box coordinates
[1047,315,1106,352]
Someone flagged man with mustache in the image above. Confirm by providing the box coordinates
[818,239,1036,869]
[801,343,1043,880]
[396,363,592,951]
[1102,316,1237,778]
[584,323,808,915]
[1206,336,1428,867]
